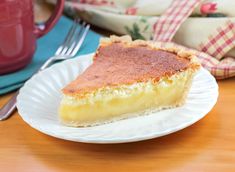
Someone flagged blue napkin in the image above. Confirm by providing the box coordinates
[0,16,101,95]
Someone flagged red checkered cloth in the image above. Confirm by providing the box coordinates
[153,0,203,42]
[152,0,235,79]
[199,20,235,60]
[198,20,235,79]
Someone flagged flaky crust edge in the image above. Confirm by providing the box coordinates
[100,35,201,71]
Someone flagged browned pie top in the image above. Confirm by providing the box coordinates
[63,42,190,95]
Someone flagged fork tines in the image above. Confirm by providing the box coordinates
[55,18,90,57]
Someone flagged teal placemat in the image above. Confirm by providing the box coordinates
[0,16,101,95]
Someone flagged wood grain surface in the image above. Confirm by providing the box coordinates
[1,2,235,172]
[0,78,234,172]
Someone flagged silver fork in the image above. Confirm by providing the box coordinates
[0,19,90,121]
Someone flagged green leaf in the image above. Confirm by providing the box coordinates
[207,13,227,17]
[133,23,140,34]
[140,17,147,23]
[124,26,134,35]
[143,25,149,32]
[124,24,146,40]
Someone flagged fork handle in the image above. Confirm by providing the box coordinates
[0,92,18,120]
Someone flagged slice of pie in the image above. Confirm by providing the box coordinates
[59,35,201,127]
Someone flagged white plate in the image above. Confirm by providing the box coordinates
[17,53,218,144]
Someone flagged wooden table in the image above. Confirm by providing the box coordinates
[1,2,235,172]
[0,77,234,172]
